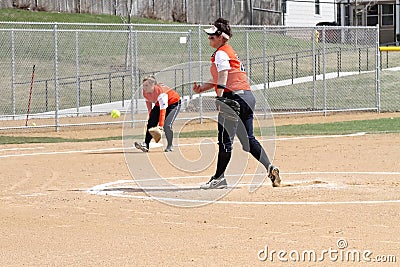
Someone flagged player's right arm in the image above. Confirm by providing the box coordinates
[193,80,214,93]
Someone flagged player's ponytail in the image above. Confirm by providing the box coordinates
[214,18,233,39]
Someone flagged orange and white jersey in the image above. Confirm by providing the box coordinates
[210,44,251,92]
[142,83,180,126]
[143,83,180,110]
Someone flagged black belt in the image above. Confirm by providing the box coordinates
[170,100,181,106]
[223,90,245,97]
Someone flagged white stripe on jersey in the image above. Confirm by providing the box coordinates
[157,93,169,109]
[215,50,231,72]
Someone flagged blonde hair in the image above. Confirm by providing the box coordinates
[142,75,157,85]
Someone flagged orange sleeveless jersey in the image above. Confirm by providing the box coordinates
[210,44,251,92]
[143,83,180,107]
[142,83,180,127]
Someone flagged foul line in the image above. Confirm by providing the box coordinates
[0,146,45,152]
[0,132,366,159]
[0,147,121,159]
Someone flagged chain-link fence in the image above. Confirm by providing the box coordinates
[0,22,398,131]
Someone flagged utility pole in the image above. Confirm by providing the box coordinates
[347,0,351,26]
[249,0,253,25]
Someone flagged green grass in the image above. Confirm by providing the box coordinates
[275,117,400,135]
[1,117,398,144]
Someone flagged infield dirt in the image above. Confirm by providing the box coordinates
[0,112,399,266]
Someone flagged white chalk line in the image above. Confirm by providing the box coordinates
[86,170,400,205]
[0,147,121,159]
[88,187,400,205]
[0,132,366,159]
[80,172,400,192]
[0,146,45,152]
[86,180,338,191]
[174,132,366,146]
[88,170,400,187]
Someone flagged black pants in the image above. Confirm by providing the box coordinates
[214,91,272,179]
[145,100,181,147]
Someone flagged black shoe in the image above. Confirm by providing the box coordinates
[134,142,149,152]
[164,145,174,152]
[268,165,281,187]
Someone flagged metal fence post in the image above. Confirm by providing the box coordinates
[134,29,139,116]
[45,81,48,112]
[188,29,193,98]
[322,27,327,116]
[53,23,59,132]
[75,31,80,116]
[312,27,317,110]
[89,81,93,112]
[121,76,125,107]
[246,31,250,81]
[11,30,15,118]
[262,25,267,119]
[129,24,135,127]
[375,25,381,113]
[108,73,112,102]
[198,25,203,124]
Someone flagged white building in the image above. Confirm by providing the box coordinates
[280,0,399,44]
[337,0,399,44]
[282,0,337,27]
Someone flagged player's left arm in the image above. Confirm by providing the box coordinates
[157,93,169,127]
